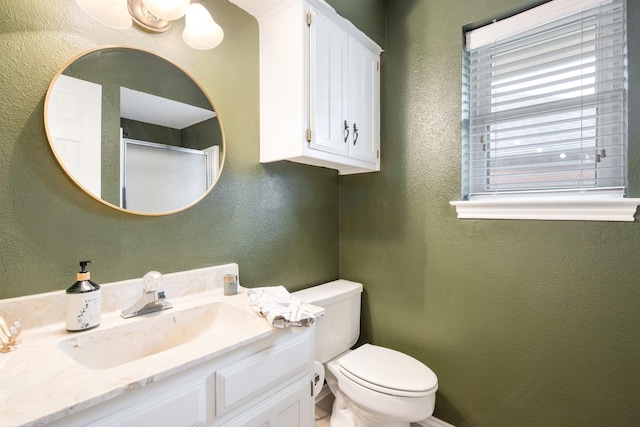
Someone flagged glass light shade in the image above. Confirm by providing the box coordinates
[75,0,132,29]
[182,3,224,50]
[142,0,190,21]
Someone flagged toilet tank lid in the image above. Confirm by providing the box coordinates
[292,280,363,306]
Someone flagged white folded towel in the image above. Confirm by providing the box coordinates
[246,286,315,328]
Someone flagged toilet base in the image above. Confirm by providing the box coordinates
[330,388,411,427]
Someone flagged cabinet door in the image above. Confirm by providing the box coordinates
[348,38,380,164]
[309,7,349,156]
[215,333,311,416]
[220,377,313,427]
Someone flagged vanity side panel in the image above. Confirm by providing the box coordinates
[259,2,308,163]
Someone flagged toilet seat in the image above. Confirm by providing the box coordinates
[337,344,438,398]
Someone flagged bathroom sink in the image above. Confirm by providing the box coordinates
[56,301,256,370]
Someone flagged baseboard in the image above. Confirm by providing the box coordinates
[416,416,456,427]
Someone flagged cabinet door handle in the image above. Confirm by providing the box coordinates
[353,123,359,145]
[343,120,349,143]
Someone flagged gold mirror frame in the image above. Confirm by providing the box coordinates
[44,46,225,216]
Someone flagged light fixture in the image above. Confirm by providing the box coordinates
[183,3,224,50]
[74,0,224,50]
[142,0,190,21]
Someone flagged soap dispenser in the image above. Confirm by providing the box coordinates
[65,261,101,332]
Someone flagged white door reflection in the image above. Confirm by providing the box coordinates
[47,74,102,197]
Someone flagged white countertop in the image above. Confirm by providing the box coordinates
[0,264,320,427]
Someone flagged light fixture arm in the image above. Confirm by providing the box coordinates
[74,0,224,50]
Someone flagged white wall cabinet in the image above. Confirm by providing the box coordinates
[258,0,382,175]
[46,331,314,427]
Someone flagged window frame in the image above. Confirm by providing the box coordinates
[451,0,640,221]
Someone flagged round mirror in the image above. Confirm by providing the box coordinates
[44,46,225,215]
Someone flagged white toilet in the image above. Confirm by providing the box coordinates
[293,280,438,427]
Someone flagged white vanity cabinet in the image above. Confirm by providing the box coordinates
[258,0,382,175]
[220,377,312,426]
[215,331,314,426]
[45,330,314,427]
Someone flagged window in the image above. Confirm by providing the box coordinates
[452,0,640,221]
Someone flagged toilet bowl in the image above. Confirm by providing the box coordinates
[326,344,438,426]
[293,280,438,427]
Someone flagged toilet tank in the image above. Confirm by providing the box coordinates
[292,280,363,363]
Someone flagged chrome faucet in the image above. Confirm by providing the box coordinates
[121,271,173,319]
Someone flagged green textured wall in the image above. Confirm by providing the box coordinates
[0,0,339,298]
[3,1,640,426]
[340,1,640,426]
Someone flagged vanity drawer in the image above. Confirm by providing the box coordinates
[87,378,206,427]
[215,333,311,415]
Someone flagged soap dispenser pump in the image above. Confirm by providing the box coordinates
[65,261,101,332]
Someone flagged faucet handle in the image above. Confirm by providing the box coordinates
[142,271,163,294]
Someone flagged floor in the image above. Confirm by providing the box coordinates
[314,393,333,427]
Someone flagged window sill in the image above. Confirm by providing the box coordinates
[450,198,640,222]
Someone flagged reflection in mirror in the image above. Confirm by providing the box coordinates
[44,47,224,215]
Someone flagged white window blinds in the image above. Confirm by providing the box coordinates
[462,0,627,199]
